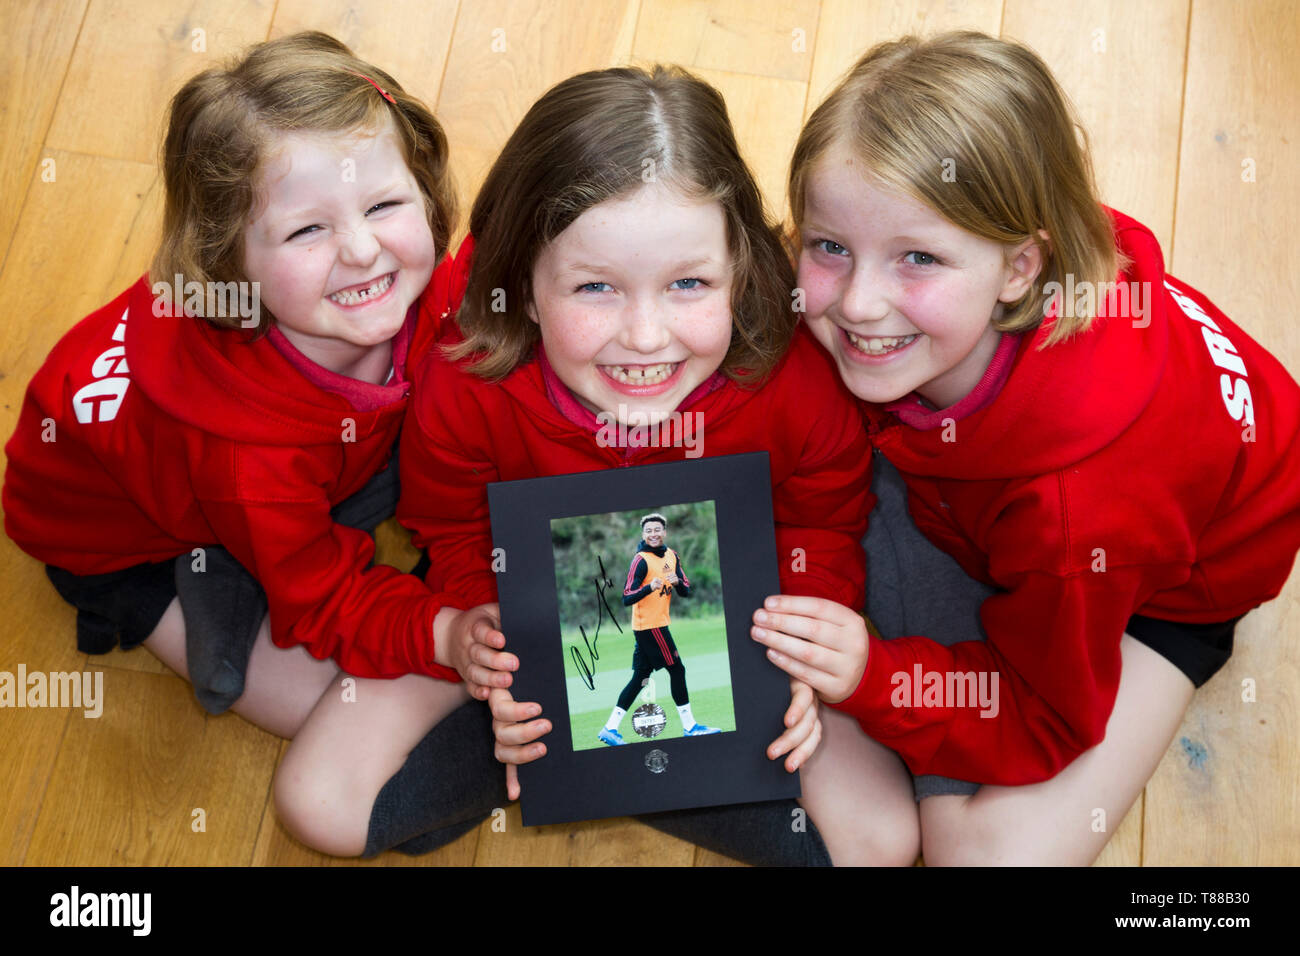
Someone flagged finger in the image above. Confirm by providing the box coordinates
[494,739,547,766]
[488,688,542,723]
[762,645,836,699]
[493,716,552,747]
[468,663,514,691]
[768,687,818,760]
[469,642,518,672]
[784,680,815,728]
[761,594,864,627]
[786,715,822,773]
[751,626,839,674]
[506,764,520,802]
[752,608,846,650]
[470,618,507,650]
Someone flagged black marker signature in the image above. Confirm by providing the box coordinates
[570,554,624,691]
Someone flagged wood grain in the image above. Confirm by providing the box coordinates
[633,0,821,82]
[45,0,275,165]
[1002,0,1188,250]
[0,0,88,275]
[804,0,1003,120]
[1142,0,1300,867]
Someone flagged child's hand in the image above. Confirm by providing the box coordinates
[488,686,551,800]
[751,595,869,704]
[434,603,518,701]
[766,678,821,772]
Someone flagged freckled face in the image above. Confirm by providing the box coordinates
[528,184,735,426]
[797,142,1038,409]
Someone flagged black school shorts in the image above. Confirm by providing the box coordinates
[45,559,178,655]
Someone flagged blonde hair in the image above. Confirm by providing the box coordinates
[789,31,1122,344]
[151,31,455,335]
[449,64,796,382]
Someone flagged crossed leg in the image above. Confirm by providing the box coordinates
[798,706,921,866]
[919,635,1194,866]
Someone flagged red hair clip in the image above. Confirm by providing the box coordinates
[347,71,396,105]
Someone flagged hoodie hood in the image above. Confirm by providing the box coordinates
[125,247,469,446]
[869,209,1171,480]
[125,282,402,445]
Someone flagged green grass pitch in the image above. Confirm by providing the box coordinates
[559,613,737,751]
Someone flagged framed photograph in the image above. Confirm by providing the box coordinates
[488,452,799,826]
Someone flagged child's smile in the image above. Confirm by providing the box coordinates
[528,183,734,427]
[797,142,1041,409]
[241,120,436,380]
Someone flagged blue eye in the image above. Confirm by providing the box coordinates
[814,239,849,257]
[577,281,612,293]
[904,251,938,266]
[671,278,705,290]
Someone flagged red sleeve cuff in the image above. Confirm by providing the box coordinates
[421,591,468,683]
[829,632,916,735]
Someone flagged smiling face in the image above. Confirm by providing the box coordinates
[641,520,666,548]
[797,142,1042,409]
[240,120,436,376]
[527,184,735,426]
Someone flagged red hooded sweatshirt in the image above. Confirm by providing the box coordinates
[398,272,873,612]
[832,209,1300,784]
[3,251,472,681]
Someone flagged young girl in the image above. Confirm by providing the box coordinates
[397,65,920,866]
[3,32,505,858]
[754,31,1300,864]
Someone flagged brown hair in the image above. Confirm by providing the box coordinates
[449,64,796,382]
[789,31,1122,344]
[151,31,455,335]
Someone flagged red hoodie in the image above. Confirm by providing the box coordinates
[398,296,873,612]
[3,251,472,681]
[832,209,1300,784]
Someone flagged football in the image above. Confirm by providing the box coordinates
[631,702,667,738]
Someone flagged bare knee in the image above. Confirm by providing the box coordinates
[273,741,373,857]
[920,795,1098,866]
[841,804,920,867]
[810,796,920,867]
[920,796,1001,866]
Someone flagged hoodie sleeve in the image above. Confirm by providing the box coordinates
[769,331,874,609]
[831,564,1150,785]
[196,447,464,682]
[397,357,502,610]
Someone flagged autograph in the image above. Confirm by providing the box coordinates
[570,555,624,691]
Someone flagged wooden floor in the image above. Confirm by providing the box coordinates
[1,0,1297,867]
